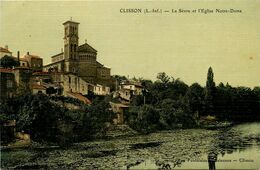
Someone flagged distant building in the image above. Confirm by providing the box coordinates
[0,67,32,101]
[43,20,111,87]
[22,52,43,72]
[110,102,129,125]
[93,84,110,96]
[0,46,12,58]
[0,49,43,71]
[112,80,144,103]
[32,83,47,94]
[117,88,132,102]
[120,81,144,95]
[0,68,16,99]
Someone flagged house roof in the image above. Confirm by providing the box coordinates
[110,102,129,108]
[32,84,46,90]
[32,71,50,75]
[0,47,12,53]
[23,54,41,59]
[66,92,92,105]
[19,58,28,62]
[0,68,15,73]
[77,43,97,53]
[121,81,144,88]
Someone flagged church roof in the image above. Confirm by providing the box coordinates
[51,52,63,58]
[63,20,80,25]
[77,43,97,53]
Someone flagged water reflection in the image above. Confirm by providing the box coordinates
[130,123,260,169]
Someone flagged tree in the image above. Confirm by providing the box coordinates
[81,99,115,138]
[0,55,19,68]
[185,83,204,115]
[156,72,170,84]
[204,67,216,115]
[125,105,160,133]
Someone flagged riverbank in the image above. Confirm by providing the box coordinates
[1,128,219,169]
[2,123,260,169]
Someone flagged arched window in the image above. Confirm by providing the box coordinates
[70,44,73,52]
[74,44,77,52]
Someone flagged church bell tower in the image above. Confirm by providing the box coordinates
[63,20,79,72]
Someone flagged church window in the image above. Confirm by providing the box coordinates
[70,44,73,52]
[69,76,71,83]
[74,44,77,52]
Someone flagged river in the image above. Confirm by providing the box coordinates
[1,123,260,169]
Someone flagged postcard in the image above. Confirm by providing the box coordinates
[0,1,259,169]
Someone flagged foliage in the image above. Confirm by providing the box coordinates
[204,67,216,115]
[0,55,20,68]
[81,98,115,138]
[125,105,160,134]
[127,70,260,133]
[0,94,115,144]
[185,83,204,114]
[156,72,170,84]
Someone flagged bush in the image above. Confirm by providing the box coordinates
[126,105,160,133]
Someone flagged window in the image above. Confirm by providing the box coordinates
[7,80,13,88]
[74,44,77,52]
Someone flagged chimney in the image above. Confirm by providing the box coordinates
[5,45,8,50]
[17,51,20,61]
[27,52,29,55]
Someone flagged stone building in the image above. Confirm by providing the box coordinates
[0,68,16,100]
[0,46,12,58]
[43,20,111,87]
[120,81,144,95]
[0,67,32,101]
[22,52,43,72]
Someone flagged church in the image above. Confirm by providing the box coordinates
[43,20,111,87]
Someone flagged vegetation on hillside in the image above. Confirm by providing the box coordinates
[125,68,260,133]
[0,94,115,145]
[1,67,259,143]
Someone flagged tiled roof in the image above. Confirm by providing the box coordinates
[0,68,15,73]
[66,92,92,105]
[32,84,46,90]
[51,52,63,58]
[19,58,28,62]
[77,43,97,53]
[32,71,50,75]
[24,54,41,59]
[110,102,129,108]
[0,47,12,53]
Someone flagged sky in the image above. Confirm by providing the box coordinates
[0,0,259,88]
